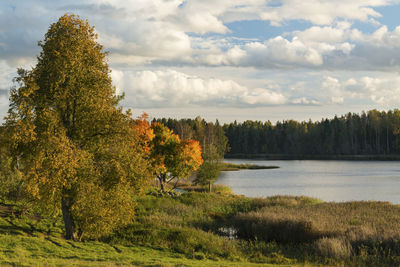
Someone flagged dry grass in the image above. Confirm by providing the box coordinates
[231,200,400,264]
[315,237,352,259]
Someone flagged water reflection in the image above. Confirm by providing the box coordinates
[216,159,400,203]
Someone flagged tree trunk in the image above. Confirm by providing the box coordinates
[61,194,77,241]
[209,182,212,193]
[158,175,165,192]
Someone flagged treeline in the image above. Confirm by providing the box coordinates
[223,109,400,156]
[156,109,400,157]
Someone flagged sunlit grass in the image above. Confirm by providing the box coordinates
[1,190,400,266]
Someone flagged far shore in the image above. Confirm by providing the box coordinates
[220,162,279,171]
[224,153,400,161]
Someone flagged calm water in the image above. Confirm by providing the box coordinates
[216,159,400,203]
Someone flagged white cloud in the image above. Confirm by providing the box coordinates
[258,0,386,25]
[317,74,400,105]
[2,0,400,121]
[241,88,287,105]
[243,37,324,66]
[322,76,345,104]
[206,31,356,68]
[294,25,348,44]
[112,69,287,107]
[0,60,15,92]
[0,60,12,119]
[0,95,8,121]
[2,0,400,72]
[331,96,344,104]
[291,97,320,105]
[351,25,400,47]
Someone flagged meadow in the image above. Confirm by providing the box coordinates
[1,183,400,266]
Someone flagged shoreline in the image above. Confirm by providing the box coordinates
[220,162,279,171]
[224,153,400,161]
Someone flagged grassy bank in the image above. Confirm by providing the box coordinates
[0,235,283,267]
[0,197,291,267]
[220,162,279,171]
[1,186,400,266]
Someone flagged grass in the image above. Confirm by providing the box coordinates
[220,162,279,171]
[176,183,234,194]
[233,201,400,243]
[231,200,400,266]
[0,197,296,267]
[1,187,400,266]
[0,234,291,266]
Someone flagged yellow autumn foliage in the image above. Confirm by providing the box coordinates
[3,14,152,240]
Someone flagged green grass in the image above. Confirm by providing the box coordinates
[1,189,400,266]
[175,183,234,195]
[0,199,297,267]
[107,193,325,265]
[0,234,292,266]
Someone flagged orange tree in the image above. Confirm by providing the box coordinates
[151,123,203,191]
[133,117,203,192]
[3,14,151,240]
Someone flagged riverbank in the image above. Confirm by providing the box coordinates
[1,185,400,266]
[225,153,400,161]
[220,162,279,171]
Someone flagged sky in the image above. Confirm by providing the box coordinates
[1,0,400,124]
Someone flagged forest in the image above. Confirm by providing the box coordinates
[224,110,400,156]
[157,110,400,157]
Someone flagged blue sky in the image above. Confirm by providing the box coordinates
[1,0,400,123]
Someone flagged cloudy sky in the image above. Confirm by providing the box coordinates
[1,0,400,123]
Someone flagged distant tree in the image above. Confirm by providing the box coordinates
[193,145,221,192]
[3,14,151,240]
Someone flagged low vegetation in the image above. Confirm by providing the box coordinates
[232,200,400,266]
[0,216,276,267]
[2,187,400,266]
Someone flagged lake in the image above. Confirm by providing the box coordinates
[216,159,400,204]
